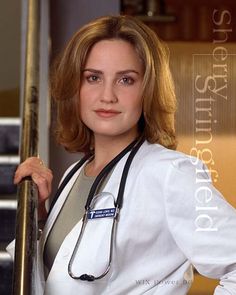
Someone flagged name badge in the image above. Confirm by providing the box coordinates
[87,208,116,219]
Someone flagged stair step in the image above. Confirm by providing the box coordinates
[0,251,11,261]
[0,200,17,210]
[0,118,21,125]
[0,156,20,164]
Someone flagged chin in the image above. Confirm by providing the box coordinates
[94,129,138,140]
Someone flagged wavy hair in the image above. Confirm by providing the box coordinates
[51,15,177,153]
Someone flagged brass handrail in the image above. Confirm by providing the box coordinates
[13,0,40,294]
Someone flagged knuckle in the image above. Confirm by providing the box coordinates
[25,157,36,165]
[47,171,53,180]
[38,177,47,185]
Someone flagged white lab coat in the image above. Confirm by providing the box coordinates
[7,141,236,294]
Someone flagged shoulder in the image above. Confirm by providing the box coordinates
[135,140,209,180]
[136,140,195,168]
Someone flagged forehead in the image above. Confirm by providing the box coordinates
[84,39,143,72]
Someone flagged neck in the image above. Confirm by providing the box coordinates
[85,133,139,177]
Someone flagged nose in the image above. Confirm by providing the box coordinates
[100,82,118,103]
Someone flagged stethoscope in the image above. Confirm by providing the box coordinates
[48,136,145,282]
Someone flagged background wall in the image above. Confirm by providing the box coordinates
[168,42,236,207]
[0,0,21,90]
[0,0,21,117]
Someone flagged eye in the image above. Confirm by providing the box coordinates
[119,76,134,85]
[86,75,100,83]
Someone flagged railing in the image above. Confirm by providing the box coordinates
[12,0,40,294]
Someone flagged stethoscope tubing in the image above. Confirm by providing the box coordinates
[67,136,145,281]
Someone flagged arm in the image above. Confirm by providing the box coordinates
[164,157,236,294]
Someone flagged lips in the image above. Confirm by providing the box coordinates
[95,109,121,118]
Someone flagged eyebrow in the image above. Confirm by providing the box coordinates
[83,68,140,75]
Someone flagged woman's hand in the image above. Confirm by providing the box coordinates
[14,157,53,220]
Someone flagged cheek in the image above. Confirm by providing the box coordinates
[80,85,98,107]
[131,94,143,113]
[79,86,87,104]
[134,97,143,122]
[126,97,143,123]
[78,91,89,121]
[79,87,91,110]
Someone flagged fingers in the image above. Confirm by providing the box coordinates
[14,157,41,184]
[31,171,53,202]
[14,157,53,203]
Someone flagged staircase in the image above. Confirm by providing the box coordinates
[0,118,20,295]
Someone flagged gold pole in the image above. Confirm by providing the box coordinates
[13,0,40,294]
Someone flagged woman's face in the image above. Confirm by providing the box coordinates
[79,39,144,142]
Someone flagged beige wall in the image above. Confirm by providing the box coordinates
[0,0,21,117]
[168,41,236,207]
[168,42,236,294]
[0,0,21,91]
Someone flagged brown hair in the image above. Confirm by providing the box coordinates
[51,15,177,153]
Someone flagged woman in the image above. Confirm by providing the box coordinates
[10,15,236,294]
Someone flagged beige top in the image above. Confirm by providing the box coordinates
[43,167,96,276]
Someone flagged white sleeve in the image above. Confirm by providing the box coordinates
[164,156,236,294]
